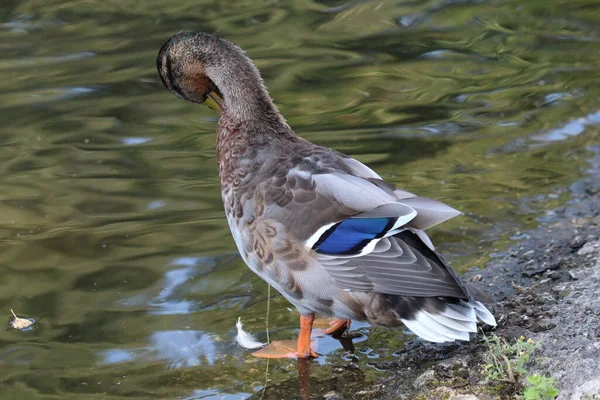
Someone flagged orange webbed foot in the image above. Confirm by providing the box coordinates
[251,340,302,359]
[251,314,319,359]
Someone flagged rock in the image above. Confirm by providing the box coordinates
[535,319,557,332]
[578,241,599,256]
[569,270,583,280]
[323,391,343,400]
[522,261,562,277]
[571,378,600,399]
[570,235,586,251]
[544,270,561,280]
[356,389,383,397]
[433,386,455,397]
[438,355,469,371]
[413,369,435,390]
[525,259,537,269]
[523,250,535,259]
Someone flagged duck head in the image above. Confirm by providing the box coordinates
[156,32,225,112]
[156,32,279,123]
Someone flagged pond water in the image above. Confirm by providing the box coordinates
[0,0,599,398]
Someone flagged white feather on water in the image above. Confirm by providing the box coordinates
[235,317,265,349]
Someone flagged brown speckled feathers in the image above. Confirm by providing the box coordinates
[157,32,496,344]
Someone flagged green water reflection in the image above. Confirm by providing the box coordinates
[0,0,599,398]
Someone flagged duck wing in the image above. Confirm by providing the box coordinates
[263,150,468,300]
[259,150,496,341]
[307,173,469,300]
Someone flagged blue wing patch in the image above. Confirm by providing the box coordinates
[312,217,396,255]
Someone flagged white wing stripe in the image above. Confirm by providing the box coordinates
[305,222,337,249]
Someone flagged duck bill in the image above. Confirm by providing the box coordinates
[203,91,223,113]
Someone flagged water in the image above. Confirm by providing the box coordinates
[0,0,599,398]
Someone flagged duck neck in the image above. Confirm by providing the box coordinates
[213,81,294,168]
[218,94,289,139]
[203,48,286,128]
[216,107,297,185]
[206,51,296,177]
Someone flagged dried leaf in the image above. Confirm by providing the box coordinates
[10,309,34,330]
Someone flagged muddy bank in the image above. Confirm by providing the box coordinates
[252,167,600,400]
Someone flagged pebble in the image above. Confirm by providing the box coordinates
[570,235,585,249]
[522,250,535,259]
[413,369,435,390]
[569,270,582,280]
[577,240,600,256]
[323,391,343,400]
[536,319,557,331]
[438,355,469,370]
[544,270,561,280]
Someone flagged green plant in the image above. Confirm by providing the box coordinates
[480,334,558,399]
[481,334,540,382]
[522,374,559,400]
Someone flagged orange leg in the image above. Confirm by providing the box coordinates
[297,314,318,358]
[323,319,351,335]
[251,314,318,359]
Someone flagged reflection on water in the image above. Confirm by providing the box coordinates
[0,0,599,398]
[101,330,220,369]
[533,110,600,143]
[144,255,251,315]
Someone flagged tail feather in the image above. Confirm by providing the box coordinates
[400,299,496,343]
[417,312,471,340]
[368,228,496,343]
[442,301,477,322]
[473,301,497,326]
[429,309,477,332]
[402,318,452,343]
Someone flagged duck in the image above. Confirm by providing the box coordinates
[156,32,496,359]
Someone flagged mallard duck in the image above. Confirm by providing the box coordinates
[156,32,496,359]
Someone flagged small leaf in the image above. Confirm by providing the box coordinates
[10,309,34,330]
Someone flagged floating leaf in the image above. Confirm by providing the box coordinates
[10,309,34,330]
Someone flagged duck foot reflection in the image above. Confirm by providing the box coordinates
[297,358,312,400]
[328,323,358,356]
[251,326,362,399]
[323,318,351,335]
